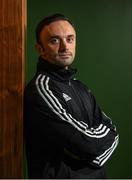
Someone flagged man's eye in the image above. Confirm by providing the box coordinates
[50,38,60,44]
[67,37,74,43]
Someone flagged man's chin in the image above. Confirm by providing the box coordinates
[57,59,74,67]
[59,57,74,63]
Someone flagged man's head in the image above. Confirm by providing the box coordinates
[35,14,76,69]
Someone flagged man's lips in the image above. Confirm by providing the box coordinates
[58,53,72,57]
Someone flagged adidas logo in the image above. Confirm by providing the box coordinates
[62,93,71,102]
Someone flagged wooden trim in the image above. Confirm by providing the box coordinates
[0,0,26,178]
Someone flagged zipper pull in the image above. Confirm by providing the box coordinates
[69,80,71,86]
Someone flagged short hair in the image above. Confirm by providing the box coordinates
[35,13,75,43]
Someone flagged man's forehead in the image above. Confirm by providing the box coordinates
[42,20,76,36]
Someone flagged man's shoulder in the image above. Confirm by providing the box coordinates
[26,72,47,87]
[25,72,55,96]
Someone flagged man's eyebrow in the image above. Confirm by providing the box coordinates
[49,35,60,39]
[67,34,75,38]
[49,34,75,39]
[68,34,75,37]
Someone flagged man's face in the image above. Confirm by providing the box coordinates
[36,20,76,68]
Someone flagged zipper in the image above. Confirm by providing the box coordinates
[69,80,91,127]
[69,80,85,114]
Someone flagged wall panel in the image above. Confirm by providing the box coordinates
[0,0,26,178]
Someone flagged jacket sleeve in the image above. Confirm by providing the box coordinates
[35,74,119,167]
[85,90,119,167]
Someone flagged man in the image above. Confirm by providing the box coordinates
[25,13,119,178]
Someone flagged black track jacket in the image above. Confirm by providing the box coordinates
[24,58,119,179]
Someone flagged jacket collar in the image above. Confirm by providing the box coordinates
[37,57,77,82]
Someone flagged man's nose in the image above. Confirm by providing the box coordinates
[59,40,68,51]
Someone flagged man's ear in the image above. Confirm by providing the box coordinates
[35,43,44,55]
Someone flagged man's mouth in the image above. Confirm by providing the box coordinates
[58,53,72,57]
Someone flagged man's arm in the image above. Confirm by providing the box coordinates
[35,74,119,167]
